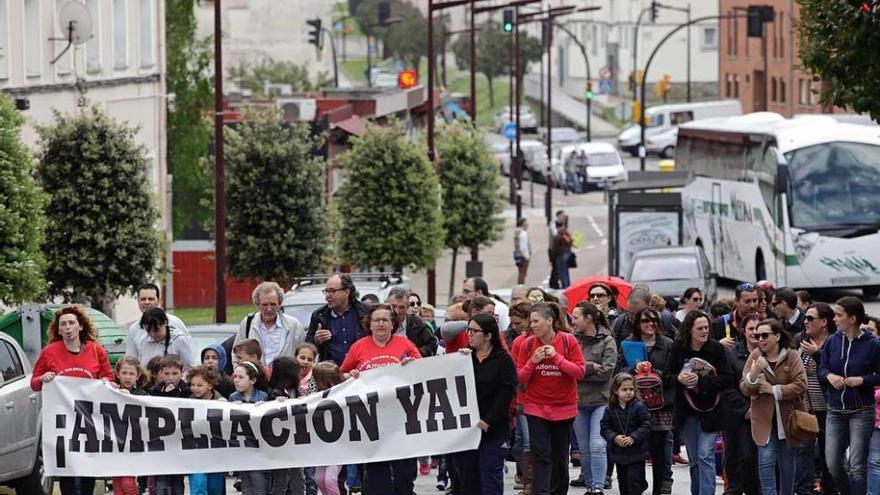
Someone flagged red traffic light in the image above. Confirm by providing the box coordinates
[398,70,418,89]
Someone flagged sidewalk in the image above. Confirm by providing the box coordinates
[523,74,621,138]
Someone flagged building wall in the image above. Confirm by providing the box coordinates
[172,241,258,308]
[719,0,831,116]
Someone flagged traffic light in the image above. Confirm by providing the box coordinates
[585,81,594,100]
[502,9,514,33]
[307,18,322,49]
[378,1,390,25]
[650,1,659,22]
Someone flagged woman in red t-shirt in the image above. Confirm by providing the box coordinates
[517,302,585,495]
[31,306,114,495]
[340,303,421,495]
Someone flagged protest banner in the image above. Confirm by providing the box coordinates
[42,353,480,477]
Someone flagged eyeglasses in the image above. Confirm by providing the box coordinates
[805,315,817,322]
[371,318,392,324]
[589,292,609,299]
[755,332,774,341]
[691,296,703,302]
[528,295,544,302]
[639,319,658,325]
[736,282,757,292]
[322,287,346,295]
[466,327,485,334]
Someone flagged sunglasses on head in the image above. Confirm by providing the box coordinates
[737,282,757,292]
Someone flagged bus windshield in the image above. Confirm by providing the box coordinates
[787,142,880,231]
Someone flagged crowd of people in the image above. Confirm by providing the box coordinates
[27,275,880,495]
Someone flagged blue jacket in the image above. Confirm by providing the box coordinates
[818,329,880,411]
[600,399,652,465]
[230,389,269,404]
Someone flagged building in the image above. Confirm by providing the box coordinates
[719,0,831,116]
[0,0,168,220]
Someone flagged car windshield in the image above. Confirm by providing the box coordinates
[282,304,324,326]
[631,255,700,281]
[787,142,880,231]
[586,153,620,167]
[646,113,665,128]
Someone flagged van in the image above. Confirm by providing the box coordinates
[618,100,742,157]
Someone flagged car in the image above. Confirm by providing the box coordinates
[496,108,538,134]
[556,142,627,190]
[187,323,238,356]
[627,245,718,306]
[542,127,581,147]
[499,140,549,183]
[645,127,678,158]
[281,272,407,326]
[490,141,512,176]
[617,100,742,156]
[0,331,52,494]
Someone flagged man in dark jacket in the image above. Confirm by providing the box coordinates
[386,286,438,357]
[723,327,760,495]
[305,273,368,365]
[771,287,806,336]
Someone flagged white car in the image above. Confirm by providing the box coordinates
[558,142,627,190]
[501,140,550,183]
[496,108,538,134]
[0,331,51,494]
[645,127,678,158]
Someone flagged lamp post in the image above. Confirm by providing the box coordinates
[213,0,226,323]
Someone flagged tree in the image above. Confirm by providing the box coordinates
[0,95,46,304]
[382,3,444,78]
[452,21,510,108]
[36,106,161,308]
[336,122,444,271]
[436,122,504,295]
[225,110,327,283]
[797,1,880,119]
[228,59,333,97]
[166,0,213,239]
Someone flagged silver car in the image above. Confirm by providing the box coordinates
[627,246,717,306]
[0,331,51,494]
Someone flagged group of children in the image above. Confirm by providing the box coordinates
[109,338,345,495]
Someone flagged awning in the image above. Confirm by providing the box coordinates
[333,115,367,137]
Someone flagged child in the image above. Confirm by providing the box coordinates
[295,342,318,397]
[233,338,263,366]
[312,361,347,495]
[600,373,652,495]
[149,355,189,495]
[230,360,270,494]
[187,365,226,495]
[267,357,308,495]
[201,344,235,398]
[145,355,163,388]
[112,356,148,495]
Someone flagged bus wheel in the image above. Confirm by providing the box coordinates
[755,251,767,281]
[863,286,880,299]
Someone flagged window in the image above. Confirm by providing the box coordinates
[591,25,598,56]
[113,0,128,69]
[771,77,777,102]
[139,0,154,68]
[86,0,101,73]
[0,0,7,79]
[780,78,786,103]
[25,0,41,77]
[702,26,718,50]
[725,74,732,97]
[732,14,738,56]
[0,341,24,383]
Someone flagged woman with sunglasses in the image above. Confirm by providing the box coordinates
[740,319,807,495]
[32,306,115,495]
[454,313,517,495]
[587,282,621,323]
[665,310,735,495]
[794,303,836,495]
[819,296,880,495]
[407,293,422,316]
[569,302,618,494]
[675,288,704,323]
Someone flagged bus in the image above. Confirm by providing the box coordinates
[675,112,880,296]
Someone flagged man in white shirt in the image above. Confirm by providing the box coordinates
[233,282,305,367]
[463,277,510,331]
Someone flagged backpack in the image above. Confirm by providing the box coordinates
[634,361,664,410]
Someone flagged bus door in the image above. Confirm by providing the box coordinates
[711,182,725,274]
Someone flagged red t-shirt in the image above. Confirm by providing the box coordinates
[31,340,114,391]
[340,335,422,373]
[444,332,469,354]
[510,334,530,406]
[517,331,585,421]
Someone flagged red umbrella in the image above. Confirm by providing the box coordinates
[563,275,633,313]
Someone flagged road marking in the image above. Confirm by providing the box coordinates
[588,215,604,238]
[601,239,608,246]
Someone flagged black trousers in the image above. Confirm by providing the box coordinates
[722,419,760,495]
[363,458,416,495]
[616,462,648,495]
[527,415,573,495]
[648,430,669,495]
[59,477,95,495]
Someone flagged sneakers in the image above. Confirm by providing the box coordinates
[347,485,362,494]
[436,480,448,491]
[570,475,586,487]
[570,452,581,467]
[419,460,431,475]
[672,453,689,465]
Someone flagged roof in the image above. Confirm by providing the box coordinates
[334,115,367,137]
[680,112,880,153]
[645,99,742,115]
[632,246,702,258]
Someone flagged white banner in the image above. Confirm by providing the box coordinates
[42,354,480,477]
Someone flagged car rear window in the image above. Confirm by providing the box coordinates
[631,255,700,281]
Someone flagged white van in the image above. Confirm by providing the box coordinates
[618,100,742,157]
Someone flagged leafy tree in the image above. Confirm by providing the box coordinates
[225,110,327,283]
[228,59,333,97]
[337,122,444,271]
[436,122,504,295]
[797,1,880,119]
[0,95,46,304]
[36,106,161,308]
[166,0,212,239]
[452,21,510,108]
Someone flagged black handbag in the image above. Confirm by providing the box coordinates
[568,252,578,268]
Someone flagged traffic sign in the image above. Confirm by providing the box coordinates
[598,79,613,95]
[503,122,517,141]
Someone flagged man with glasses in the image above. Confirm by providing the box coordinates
[386,286,438,357]
[306,273,368,365]
[710,282,760,349]
[463,277,510,332]
[130,307,199,370]
[233,281,305,367]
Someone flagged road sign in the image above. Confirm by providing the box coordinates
[599,66,612,79]
[598,79,613,95]
[503,122,517,141]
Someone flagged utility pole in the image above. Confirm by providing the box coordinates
[213,0,226,323]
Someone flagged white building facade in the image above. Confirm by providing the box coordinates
[0,0,168,222]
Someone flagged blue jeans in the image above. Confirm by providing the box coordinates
[757,422,796,495]
[867,429,880,495]
[826,408,873,495]
[680,416,717,495]
[573,404,607,490]
[189,472,225,495]
[514,410,531,455]
[455,435,507,495]
[556,252,571,289]
[664,430,673,483]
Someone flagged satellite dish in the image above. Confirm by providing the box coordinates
[51,1,93,64]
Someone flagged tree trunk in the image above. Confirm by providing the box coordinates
[448,248,458,301]
[487,76,495,108]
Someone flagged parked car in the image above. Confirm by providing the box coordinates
[499,140,549,183]
[627,246,717,306]
[618,99,743,156]
[0,331,51,494]
[555,142,627,190]
[496,107,538,134]
[188,324,238,355]
[645,127,678,158]
[542,127,581,147]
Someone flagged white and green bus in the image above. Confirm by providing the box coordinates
[675,112,880,296]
